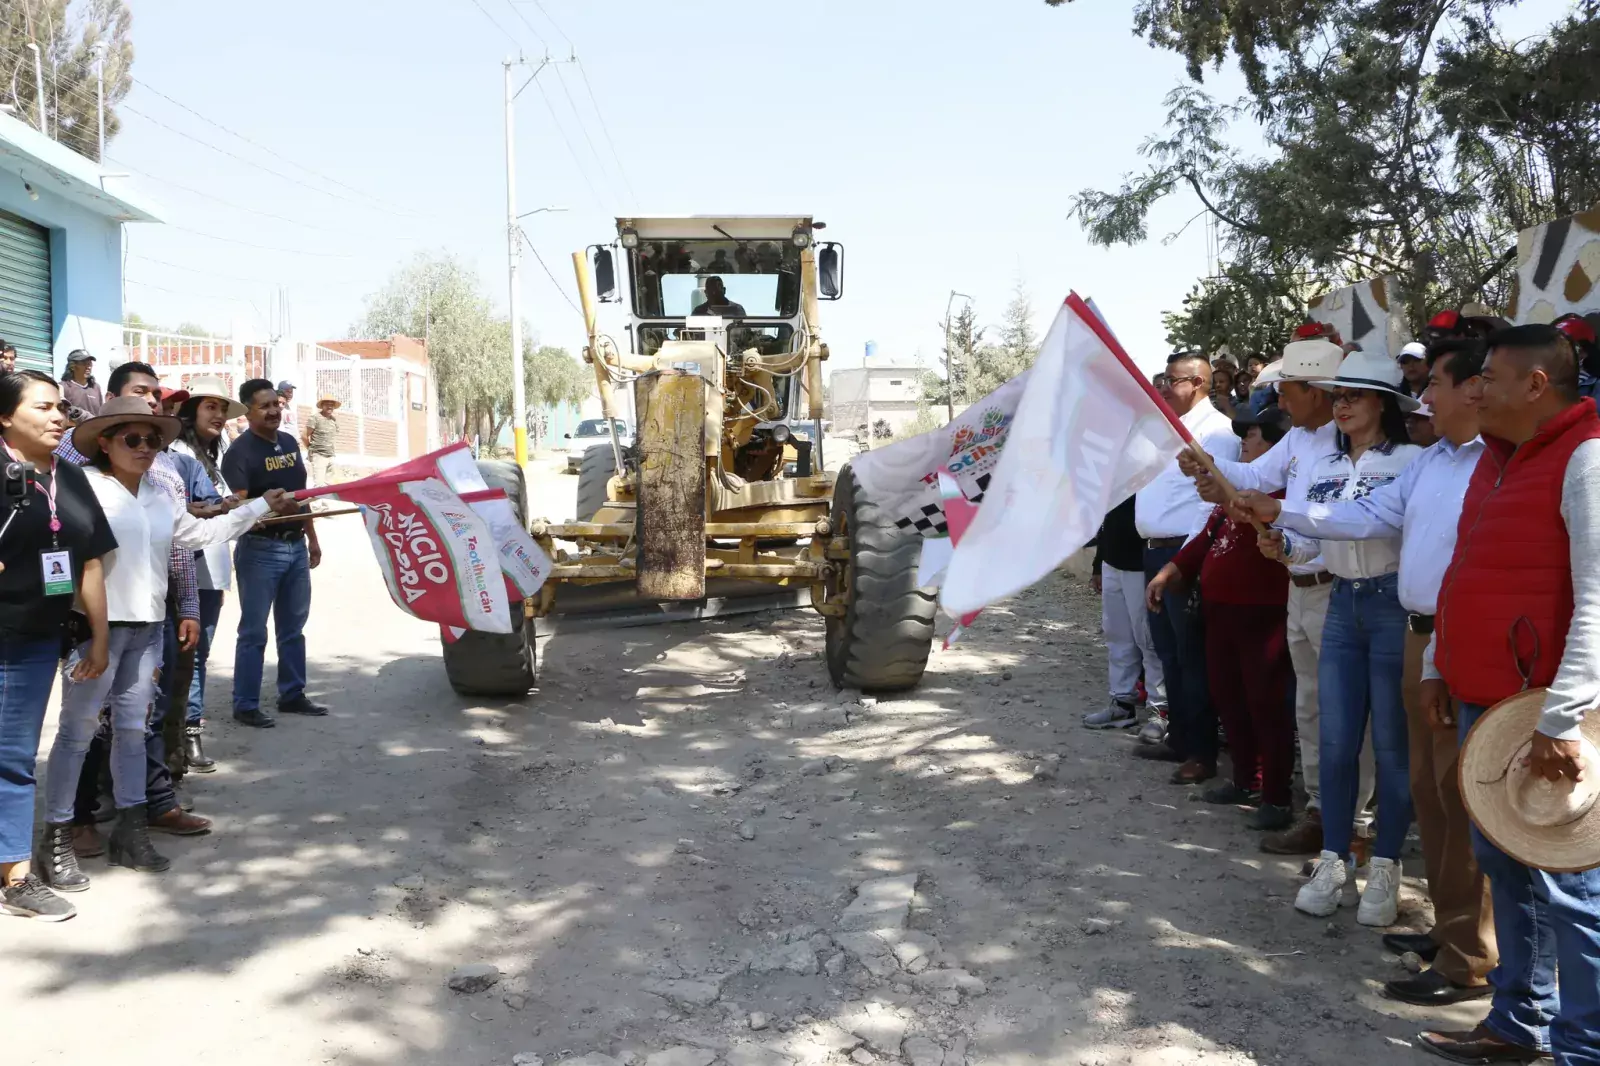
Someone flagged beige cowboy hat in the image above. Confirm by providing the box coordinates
[1460,688,1600,872]
[70,395,182,458]
[316,393,341,409]
[180,374,246,419]
[1278,338,1345,382]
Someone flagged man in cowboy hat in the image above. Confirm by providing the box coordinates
[1416,323,1600,1064]
[1232,336,1497,1006]
[1181,332,1376,854]
[302,394,340,487]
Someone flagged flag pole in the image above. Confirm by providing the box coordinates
[1063,294,1267,533]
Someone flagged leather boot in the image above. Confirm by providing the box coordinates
[35,821,91,892]
[184,725,216,773]
[107,804,171,873]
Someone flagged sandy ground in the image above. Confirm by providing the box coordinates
[2,460,1471,1066]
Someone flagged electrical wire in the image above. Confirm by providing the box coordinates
[511,0,574,48]
[520,225,581,313]
[533,78,606,208]
[465,0,524,48]
[165,224,355,258]
[575,58,639,207]
[501,0,549,50]
[128,76,436,219]
[553,63,623,204]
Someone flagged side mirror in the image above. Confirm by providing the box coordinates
[594,248,617,302]
[818,242,843,300]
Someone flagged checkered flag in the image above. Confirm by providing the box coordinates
[894,474,991,537]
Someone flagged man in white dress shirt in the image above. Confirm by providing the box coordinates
[1134,352,1240,784]
[1181,337,1375,852]
[1232,339,1496,1003]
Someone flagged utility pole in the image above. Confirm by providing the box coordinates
[503,59,529,466]
[942,290,973,423]
[92,41,106,161]
[26,42,45,135]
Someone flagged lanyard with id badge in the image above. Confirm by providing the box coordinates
[1,443,71,597]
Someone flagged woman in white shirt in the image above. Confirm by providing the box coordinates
[38,398,291,885]
[169,375,243,771]
[1266,350,1424,928]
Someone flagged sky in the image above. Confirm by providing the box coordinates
[64,0,1577,377]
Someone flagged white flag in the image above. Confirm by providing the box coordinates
[940,295,1187,615]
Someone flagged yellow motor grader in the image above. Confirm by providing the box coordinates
[441,216,937,698]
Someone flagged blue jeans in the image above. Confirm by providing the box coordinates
[187,589,224,724]
[233,536,310,713]
[1461,702,1600,1060]
[0,637,62,863]
[46,623,163,820]
[1144,545,1215,763]
[1318,573,1411,858]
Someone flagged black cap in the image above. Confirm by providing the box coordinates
[1232,405,1291,444]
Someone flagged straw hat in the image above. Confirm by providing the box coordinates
[70,395,182,458]
[1278,339,1344,382]
[316,393,341,409]
[1312,349,1422,412]
[1460,688,1600,872]
[181,374,246,419]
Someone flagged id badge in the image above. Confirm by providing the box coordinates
[40,549,73,596]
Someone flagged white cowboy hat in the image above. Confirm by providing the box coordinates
[1312,349,1422,412]
[180,374,246,419]
[1253,358,1285,388]
[1461,688,1600,872]
[1278,338,1344,382]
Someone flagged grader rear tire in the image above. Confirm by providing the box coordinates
[441,459,538,698]
[824,464,937,692]
[575,444,613,522]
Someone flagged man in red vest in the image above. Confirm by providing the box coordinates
[1417,324,1600,1065]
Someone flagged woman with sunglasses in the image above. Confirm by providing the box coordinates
[37,397,294,884]
[0,372,114,921]
[1263,350,1423,927]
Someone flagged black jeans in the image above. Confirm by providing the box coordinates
[1143,544,1217,763]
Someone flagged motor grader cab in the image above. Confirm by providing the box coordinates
[440,216,937,699]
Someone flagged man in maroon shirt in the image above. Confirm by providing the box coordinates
[1145,408,1294,821]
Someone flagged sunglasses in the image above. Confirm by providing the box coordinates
[109,431,165,450]
[1330,389,1375,407]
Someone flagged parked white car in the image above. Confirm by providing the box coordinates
[566,418,631,472]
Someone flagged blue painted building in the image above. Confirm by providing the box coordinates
[0,110,161,375]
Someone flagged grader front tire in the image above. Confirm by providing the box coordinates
[824,465,937,692]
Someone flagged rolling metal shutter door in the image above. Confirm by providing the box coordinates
[0,210,53,373]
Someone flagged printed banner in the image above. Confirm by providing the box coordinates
[940,294,1188,616]
[848,373,1027,538]
[460,488,553,600]
[324,475,513,634]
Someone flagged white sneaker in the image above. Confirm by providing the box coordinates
[1294,850,1349,917]
[1357,857,1402,927]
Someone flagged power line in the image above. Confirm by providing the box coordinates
[553,63,622,204]
[128,76,436,220]
[501,0,549,50]
[534,77,605,208]
[465,0,524,48]
[512,0,574,48]
[575,58,639,207]
[166,224,356,259]
[521,226,580,314]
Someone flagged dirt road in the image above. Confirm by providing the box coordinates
[6,462,1464,1065]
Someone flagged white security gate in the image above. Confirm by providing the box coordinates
[0,209,53,373]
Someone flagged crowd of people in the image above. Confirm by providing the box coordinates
[0,355,334,923]
[1090,308,1600,1063]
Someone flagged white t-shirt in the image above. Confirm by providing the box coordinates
[1134,401,1241,540]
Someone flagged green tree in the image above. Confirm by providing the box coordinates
[2,1,134,160]
[353,252,591,450]
[921,302,985,408]
[1057,0,1600,339]
[968,285,1039,398]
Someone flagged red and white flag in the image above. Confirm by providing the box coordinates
[304,473,514,633]
[940,294,1190,616]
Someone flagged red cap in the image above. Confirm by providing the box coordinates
[1555,314,1598,348]
[159,387,190,405]
[1293,321,1340,343]
[1427,309,1462,331]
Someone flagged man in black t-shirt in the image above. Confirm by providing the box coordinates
[220,379,326,727]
